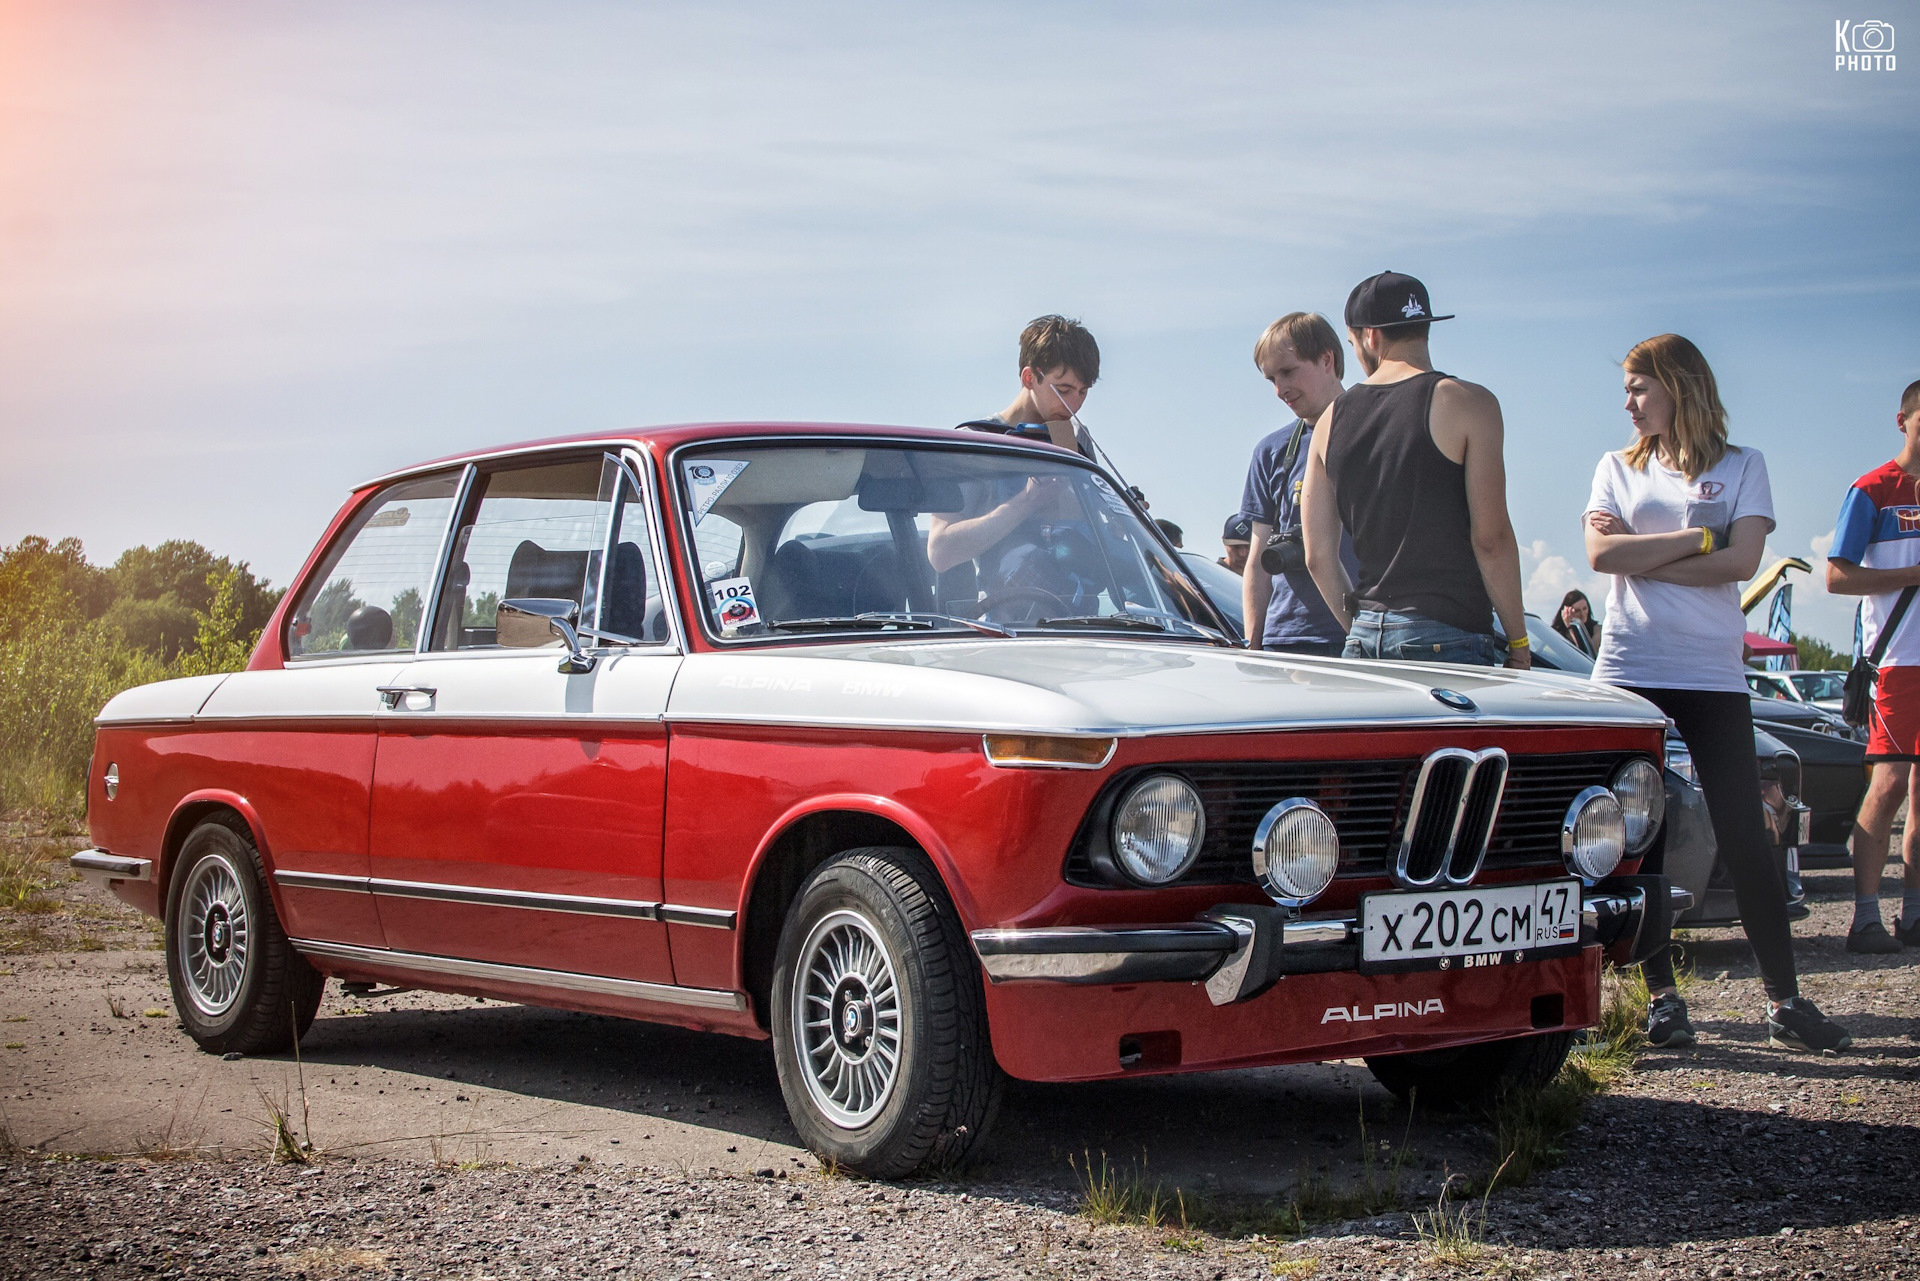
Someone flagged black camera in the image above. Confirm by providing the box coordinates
[1261,530,1306,574]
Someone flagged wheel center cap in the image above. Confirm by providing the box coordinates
[205,905,231,961]
[832,979,874,1053]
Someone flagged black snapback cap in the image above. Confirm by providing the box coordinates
[1344,271,1454,330]
[1222,513,1253,544]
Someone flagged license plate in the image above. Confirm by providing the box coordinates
[1359,879,1583,974]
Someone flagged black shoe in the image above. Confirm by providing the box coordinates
[1895,916,1920,948]
[1768,999,1852,1054]
[1645,993,1695,1048]
[1847,920,1905,954]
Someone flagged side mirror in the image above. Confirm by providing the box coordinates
[497,598,595,674]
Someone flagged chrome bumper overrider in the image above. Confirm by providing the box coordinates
[69,849,153,889]
[970,878,1690,1007]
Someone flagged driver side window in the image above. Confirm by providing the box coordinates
[429,456,615,651]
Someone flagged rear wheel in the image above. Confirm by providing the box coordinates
[165,817,323,1056]
[770,847,1001,1177]
[1364,1029,1575,1108]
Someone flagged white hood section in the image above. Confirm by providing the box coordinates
[666,639,1664,736]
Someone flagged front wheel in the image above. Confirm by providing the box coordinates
[165,817,324,1056]
[1364,1029,1575,1108]
[770,847,1001,1178]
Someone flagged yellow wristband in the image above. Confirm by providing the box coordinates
[1698,527,1714,555]
[1507,635,1529,649]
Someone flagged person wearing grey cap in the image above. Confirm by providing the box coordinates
[1298,271,1530,669]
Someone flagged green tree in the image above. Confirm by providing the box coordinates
[389,587,424,649]
[0,536,113,640]
[108,540,282,636]
[179,567,262,677]
[1793,633,1851,671]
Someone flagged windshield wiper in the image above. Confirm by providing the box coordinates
[769,612,1014,638]
[1033,614,1169,632]
[1033,612,1233,645]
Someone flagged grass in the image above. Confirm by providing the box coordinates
[0,835,54,912]
[1412,1157,1510,1268]
[1074,1092,1419,1240]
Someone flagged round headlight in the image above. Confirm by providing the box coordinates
[1561,786,1626,881]
[1610,758,1665,854]
[1110,774,1206,885]
[1252,798,1339,906]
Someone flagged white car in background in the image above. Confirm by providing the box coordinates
[1745,669,1847,717]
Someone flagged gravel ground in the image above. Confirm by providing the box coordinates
[2,835,1916,1278]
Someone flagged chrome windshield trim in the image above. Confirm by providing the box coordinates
[69,850,152,883]
[616,447,688,654]
[288,938,746,1011]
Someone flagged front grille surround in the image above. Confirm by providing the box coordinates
[1392,747,1509,889]
[1064,751,1652,891]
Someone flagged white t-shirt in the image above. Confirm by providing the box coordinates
[1584,445,1775,693]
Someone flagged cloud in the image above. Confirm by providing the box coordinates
[1519,539,1610,619]
[1811,529,1835,558]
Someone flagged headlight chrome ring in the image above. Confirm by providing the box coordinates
[1251,798,1340,907]
[1109,774,1207,885]
[1562,785,1626,881]
[1610,757,1665,855]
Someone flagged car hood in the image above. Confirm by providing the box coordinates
[667,638,1665,735]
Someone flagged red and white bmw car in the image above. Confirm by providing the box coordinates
[74,422,1678,1176]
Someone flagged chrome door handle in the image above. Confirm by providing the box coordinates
[376,685,437,709]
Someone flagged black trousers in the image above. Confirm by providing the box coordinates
[1625,686,1799,1003]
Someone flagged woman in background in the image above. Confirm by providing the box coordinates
[1550,589,1602,658]
[1584,333,1850,1055]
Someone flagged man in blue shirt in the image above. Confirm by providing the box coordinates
[1239,312,1354,655]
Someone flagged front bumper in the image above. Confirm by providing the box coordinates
[971,877,1690,1006]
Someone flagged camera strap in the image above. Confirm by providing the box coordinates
[1274,420,1309,535]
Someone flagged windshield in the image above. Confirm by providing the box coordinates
[675,442,1224,642]
[1790,672,1845,702]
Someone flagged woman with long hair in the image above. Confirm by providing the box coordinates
[1584,334,1850,1053]
[1551,589,1602,658]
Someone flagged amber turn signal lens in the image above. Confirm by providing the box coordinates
[981,735,1117,768]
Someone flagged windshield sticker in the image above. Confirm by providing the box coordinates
[709,576,761,634]
[684,459,750,525]
[1088,474,1130,515]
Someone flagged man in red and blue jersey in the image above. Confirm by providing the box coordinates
[1828,378,1920,953]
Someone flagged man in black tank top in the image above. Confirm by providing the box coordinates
[1298,272,1531,669]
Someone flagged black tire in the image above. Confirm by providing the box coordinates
[770,846,1001,1178]
[164,816,324,1056]
[1364,1029,1575,1108]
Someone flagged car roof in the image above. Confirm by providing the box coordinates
[360,421,1082,488]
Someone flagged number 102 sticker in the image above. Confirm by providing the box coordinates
[709,577,762,633]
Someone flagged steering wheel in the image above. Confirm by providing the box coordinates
[972,585,1069,626]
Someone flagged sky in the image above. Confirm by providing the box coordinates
[2,1,1916,649]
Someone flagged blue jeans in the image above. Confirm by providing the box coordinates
[1342,609,1502,667]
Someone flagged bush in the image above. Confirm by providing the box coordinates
[0,539,270,822]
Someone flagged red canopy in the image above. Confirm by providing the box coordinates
[1743,631,1796,657]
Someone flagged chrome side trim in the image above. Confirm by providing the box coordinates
[658,904,738,930]
[667,712,1669,736]
[269,871,735,928]
[368,878,663,920]
[288,937,746,1012]
[274,870,370,894]
[70,850,152,884]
